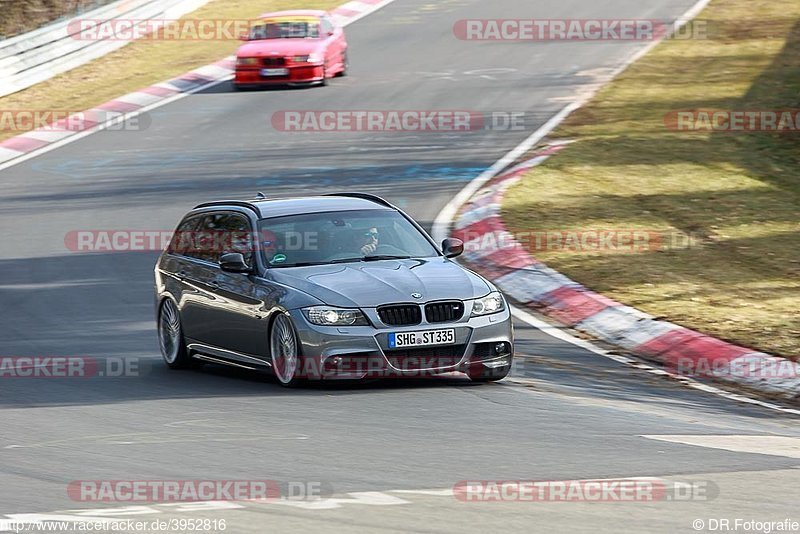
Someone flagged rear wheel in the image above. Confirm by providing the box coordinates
[158,300,192,369]
[270,314,303,387]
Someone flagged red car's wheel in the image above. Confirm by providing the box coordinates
[337,50,348,77]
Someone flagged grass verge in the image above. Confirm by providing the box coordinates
[502,0,800,359]
[0,1,117,39]
[0,0,343,142]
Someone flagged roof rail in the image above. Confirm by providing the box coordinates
[323,192,396,209]
[192,200,261,214]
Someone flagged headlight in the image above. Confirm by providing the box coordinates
[303,307,369,326]
[236,57,258,66]
[308,52,323,63]
[471,292,505,317]
[292,55,310,62]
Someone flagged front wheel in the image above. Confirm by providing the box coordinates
[158,299,192,369]
[320,66,329,86]
[337,50,348,77]
[270,313,303,387]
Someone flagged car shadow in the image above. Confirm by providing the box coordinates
[203,80,322,94]
[0,250,484,408]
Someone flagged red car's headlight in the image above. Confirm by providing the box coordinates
[236,57,259,66]
[292,54,323,64]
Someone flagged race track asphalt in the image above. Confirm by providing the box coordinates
[1,1,798,531]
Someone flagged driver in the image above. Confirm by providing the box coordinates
[261,229,281,261]
[359,227,379,255]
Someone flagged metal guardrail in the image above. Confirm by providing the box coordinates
[0,0,211,98]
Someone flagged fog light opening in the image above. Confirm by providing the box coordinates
[494,342,509,356]
[323,356,344,373]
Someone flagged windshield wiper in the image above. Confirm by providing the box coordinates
[277,256,412,267]
[329,257,365,264]
[363,255,412,261]
[273,261,329,267]
[330,255,411,263]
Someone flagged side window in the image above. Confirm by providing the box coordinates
[167,215,201,256]
[321,16,334,35]
[193,212,254,266]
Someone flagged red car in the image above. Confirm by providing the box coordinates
[234,10,348,88]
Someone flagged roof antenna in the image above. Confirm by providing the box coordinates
[255,192,266,200]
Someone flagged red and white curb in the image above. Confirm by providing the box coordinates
[0,58,235,166]
[431,0,799,408]
[0,0,397,169]
[448,142,800,401]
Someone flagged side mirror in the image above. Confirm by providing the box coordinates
[220,252,251,273]
[442,238,464,259]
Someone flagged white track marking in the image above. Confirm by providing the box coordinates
[641,435,800,459]
[0,0,402,173]
[431,0,800,417]
[253,492,410,510]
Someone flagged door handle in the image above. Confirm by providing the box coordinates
[209,280,220,289]
[177,270,187,279]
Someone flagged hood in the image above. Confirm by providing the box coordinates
[236,39,323,57]
[268,258,492,308]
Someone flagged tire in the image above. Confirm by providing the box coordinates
[337,50,348,77]
[270,313,303,387]
[158,299,193,369]
[468,363,511,383]
[320,67,329,86]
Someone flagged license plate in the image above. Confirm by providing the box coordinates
[388,329,456,348]
[260,68,288,76]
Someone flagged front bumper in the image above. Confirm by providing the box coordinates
[234,65,324,86]
[288,307,514,380]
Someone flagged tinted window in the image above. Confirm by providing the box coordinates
[176,212,254,266]
[167,215,201,256]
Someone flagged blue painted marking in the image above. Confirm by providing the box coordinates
[388,333,397,348]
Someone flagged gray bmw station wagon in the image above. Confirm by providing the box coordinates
[154,193,514,386]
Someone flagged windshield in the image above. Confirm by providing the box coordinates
[258,209,440,268]
[249,18,321,40]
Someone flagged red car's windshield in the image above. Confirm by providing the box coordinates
[249,20,321,40]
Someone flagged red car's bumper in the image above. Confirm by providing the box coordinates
[235,65,325,86]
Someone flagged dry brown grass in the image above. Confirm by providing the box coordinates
[0,0,342,142]
[0,0,116,38]
[503,0,800,359]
